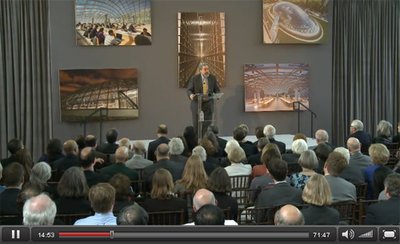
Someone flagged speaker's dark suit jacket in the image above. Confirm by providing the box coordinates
[364,197,400,225]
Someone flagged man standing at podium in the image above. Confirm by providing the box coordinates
[187,63,221,137]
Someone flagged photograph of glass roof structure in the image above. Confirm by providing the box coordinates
[75,0,151,46]
[178,12,226,88]
[60,69,139,122]
[263,0,328,44]
[244,63,309,112]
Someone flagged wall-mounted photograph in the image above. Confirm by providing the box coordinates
[75,0,151,46]
[263,0,328,44]
[60,68,139,122]
[244,63,310,112]
[178,12,226,88]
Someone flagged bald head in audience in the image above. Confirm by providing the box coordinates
[274,204,304,226]
[346,137,361,154]
[115,146,129,163]
[155,144,170,161]
[64,140,79,156]
[193,189,217,212]
[23,193,57,225]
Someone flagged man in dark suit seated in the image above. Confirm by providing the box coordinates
[85,135,108,167]
[233,125,258,158]
[53,140,80,173]
[365,173,400,225]
[147,124,170,162]
[264,124,286,154]
[255,158,303,208]
[0,138,23,169]
[100,146,138,181]
[97,128,119,154]
[348,119,372,155]
[80,147,109,187]
[143,144,183,191]
[0,163,24,216]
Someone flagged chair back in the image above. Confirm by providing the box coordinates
[358,199,380,225]
[147,210,185,225]
[355,183,368,200]
[330,201,356,225]
[229,175,251,209]
[237,205,281,225]
[0,214,22,225]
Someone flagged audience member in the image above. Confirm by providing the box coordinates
[282,139,308,175]
[29,162,54,196]
[264,125,286,154]
[100,146,139,181]
[84,135,107,165]
[208,125,227,157]
[119,137,133,159]
[168,137,188,170]
[80,147,109,187]
[224,146,251,176]
[274,204,304,226]
[23,193,57,225]
[194,204,225,225]
[248,137,269,167]
[15,148,33,183]
[253,126,266,147]
[147,124,170,161]
[314,142,333,174]
[233,125,257,158]
[315,129,334,148]
[125,141,153,170]
[183,126,198,156]
[53,140,80,173]
[324,152,356,202]
[373,120,393,145]
[175,155,208,195]
[0,163,25,215]
[1,138,24,169]
[365,173,400,225]
[392,122,400,143]
[117,203,148,225]
[192,145,218,175]
[74,183,117,225]
[38,138,64,167]
[97,128,119,154]
[348,119,372,155]
[109,173,135,213]
[301,174,340,225]
[289,150,318,190]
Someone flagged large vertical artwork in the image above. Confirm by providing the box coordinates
[75,0,152,46]
[244,64,310,112]
[60,69,139,122]
[263,0,328,44]
[178,12,226,88]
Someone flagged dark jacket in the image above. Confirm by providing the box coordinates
[301,205,340,225]
[147,136,170,162]
[364,197,400,225]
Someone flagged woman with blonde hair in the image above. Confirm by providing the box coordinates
[301,174,339,225]
[175,155,208,195]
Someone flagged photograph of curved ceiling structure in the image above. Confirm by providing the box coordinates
[263,0,328,44]
[178,12,226,88]
[60,68,139,122]
[75,0,151,46]
[244,63,310,112]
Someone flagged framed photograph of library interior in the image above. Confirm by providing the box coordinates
[263,0,329,44]
[59,68,139,122]
[244,63,310,112]
[75,0,152,46]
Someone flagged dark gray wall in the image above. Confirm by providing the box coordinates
[49,0,332,142]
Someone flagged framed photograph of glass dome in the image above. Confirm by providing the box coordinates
[177,12,226,88]
[244,63,310,112]
[263,0,328,44]
[59,68,139,122]
[75,0,152,46]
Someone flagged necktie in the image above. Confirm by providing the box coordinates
[202,77,208,95]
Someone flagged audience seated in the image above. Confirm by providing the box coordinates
[1,138,24,169]
[253,126,266,147]
[192,145,218,176]
[289,150,318,190]
[208,125,227,157]
[53,140,80,173]
[175,155,208,195]
[315,129,334,148]
[80,147,109,187]
[373,120,393,145]
[274,204,304,226]
[186,189,238,225]
[125,141,153,170]
[340,137,372,184]
[233,125,257,158]
[364,143,393,199]
[119,137,134,159]
[54,167,91,214]
[248,137,269,167]
[264,125,286,154]
[364,173,400,225]
[0,163,25,215]
[29,162,55,197]
[282,139,308,175]
[147,124,170,162]
[206,167,238,220]
[224,146,251,176]
[38,138,64,167]
[23,193,57,225]
[183,126,198,156]
[200,131,221,167]
[109,173,135,213]
[392,122,400,143]
[168,137,188,170]
[142,169,187,219]
[15,148,33,183]
[97,128,119,154]
[301,174,340,225]
[348,119,372,155]
[194,204,225,225]
[84,135,108,167]
[314,142,333,174]
[74,183,117,225]
[117,203,149,225]
[99,146,139,181]
[324,152,356,202]
[255,158,303,208]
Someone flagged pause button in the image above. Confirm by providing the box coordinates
[2,227,30,241]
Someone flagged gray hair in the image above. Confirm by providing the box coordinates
[132,141,146,156]
[315,129,329,143]
[23,193,57,225]
[193,189,217,211]
[292,139,308,154]
[192,146,207,162]
[334,147,350,164]
[168,137,185,155]
[263,124,276,138]
[298,150,318,170]
[117,203,149,225]
[351,119,364,131]
[376,120,393,137]
[198,62,209,70]
[30,162,52,184]
[384,173,400,197]
[224,139,240,154]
